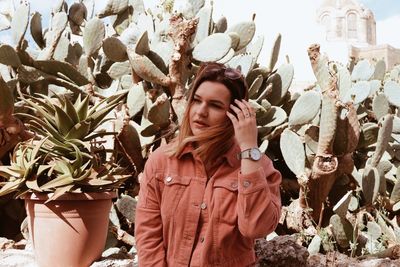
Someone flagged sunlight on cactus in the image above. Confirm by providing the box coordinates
[0,0,399,261]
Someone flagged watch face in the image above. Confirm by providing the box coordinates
[250,148,261,160]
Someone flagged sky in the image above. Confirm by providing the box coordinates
[0,0,399,82]
[359,0,400,19]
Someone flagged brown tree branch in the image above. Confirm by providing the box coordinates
[167,15,198,123]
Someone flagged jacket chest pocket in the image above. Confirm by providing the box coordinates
[213,178,239,225]
[158,174,191,218]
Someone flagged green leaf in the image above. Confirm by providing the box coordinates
[0,179,24,196]
[64,96,80,124]
[31,137,48,160]
[11,3,30,47]
[46,185,74,202]
[86,102,118,130]
[26,123,66,147]
[54,160,73,176]
[30,94,56,115]
[40,174,73,190]
[73,169,91,182]
[30,12,45,49]
[76,95,89,121]
[24,99,57,127]
[0,166,23,178]
[268,33,281,71]
[54,105,75,135]
[65,120,91,140]
[69,143,83,173]
[0,44,21,67]
[83,17,105,56]
[280,129,306,177]
[26,178,42,192]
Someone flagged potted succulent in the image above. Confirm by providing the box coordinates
[0,91,130,267]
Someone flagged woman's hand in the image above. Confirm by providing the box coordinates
[226,99,258,151]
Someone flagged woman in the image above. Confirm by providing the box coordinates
[135,62,282,267]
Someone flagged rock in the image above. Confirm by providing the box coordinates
[307,252,353,267]
[307,252,400,267]
[0,246,138,267]
[13,239,27,250]
[285,199,315,233]
[255,235,309,267]
[115,194,137,223]
[0,237,15,250]
[101,247,133,259]
[0,249,37,267]
[20,217,29,240]
[356,259,400,267]
[90,247,137,267]
[90,259,136,267]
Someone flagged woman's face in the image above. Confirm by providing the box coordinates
[189,81,232,136]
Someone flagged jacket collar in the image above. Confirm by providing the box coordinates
[177,140,240,168]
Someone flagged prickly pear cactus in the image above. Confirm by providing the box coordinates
[281,43,400,257]
[1,0,399,261]
[0,0,298,245]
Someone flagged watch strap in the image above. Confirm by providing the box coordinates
[237,147,261,161]
[237,149,251,160]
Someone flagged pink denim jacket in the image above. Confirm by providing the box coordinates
[135,142,282,267]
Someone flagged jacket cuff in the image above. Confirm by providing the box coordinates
[238,166,269,194]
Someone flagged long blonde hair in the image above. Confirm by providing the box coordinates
[166,62,248,164]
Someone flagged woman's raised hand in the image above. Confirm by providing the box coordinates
[226,99,258,151]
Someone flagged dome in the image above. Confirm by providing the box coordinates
[320,0,359,9]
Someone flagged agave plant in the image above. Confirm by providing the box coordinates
[0,92,130,201]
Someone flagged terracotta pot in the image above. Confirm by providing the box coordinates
[24,192,116,267]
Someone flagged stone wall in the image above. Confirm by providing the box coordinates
[350,44,400,70]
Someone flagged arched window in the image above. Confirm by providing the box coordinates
[367,19,374,44]
[321,14,330,30]
[347,13,357,39]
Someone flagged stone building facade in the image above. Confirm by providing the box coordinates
[316,0,400,70]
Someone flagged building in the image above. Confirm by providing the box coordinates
[316,0,400,70]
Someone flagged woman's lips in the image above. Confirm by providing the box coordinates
[193,121,208,128]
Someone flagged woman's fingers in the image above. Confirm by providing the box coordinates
[242,100,256,117]
[226,111,238,124]
[229,99,258,146]
[229,103,245,120]
[228,99,256,130]
[233,99,254,119]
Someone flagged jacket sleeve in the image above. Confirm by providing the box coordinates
[135,155,167,267]
[237,155,282,239]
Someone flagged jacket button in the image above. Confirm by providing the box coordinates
[200,202,207,210]
[200,237,204,243]
[231,182,238,189]
[165,176,172,183]
[243,180,251,188]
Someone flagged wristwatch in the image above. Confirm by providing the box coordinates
[238,147,262,161]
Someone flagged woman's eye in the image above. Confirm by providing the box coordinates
[211,104,223,109]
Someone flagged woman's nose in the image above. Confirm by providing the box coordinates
[196,103,208,117]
